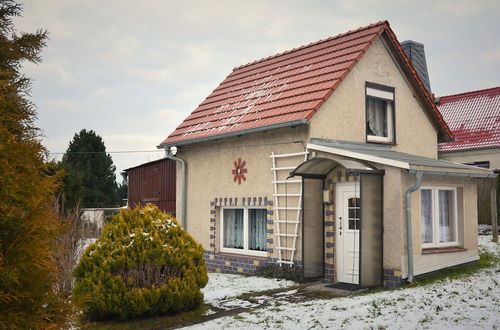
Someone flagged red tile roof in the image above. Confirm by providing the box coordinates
[160,21,452,147]
[438,86,500,152]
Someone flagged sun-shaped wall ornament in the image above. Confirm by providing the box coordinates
[232,158,247,184]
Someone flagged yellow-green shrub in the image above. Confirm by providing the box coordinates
[72,205,208,320]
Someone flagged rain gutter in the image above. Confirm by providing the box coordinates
[158,119,308,148]
[165,151,187,230]
[404,171,423,284]
[408,169,496,178]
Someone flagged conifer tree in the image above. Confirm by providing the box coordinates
[0,0,70,327]
[61,129,119,209]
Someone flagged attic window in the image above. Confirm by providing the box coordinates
[366,82,395,143]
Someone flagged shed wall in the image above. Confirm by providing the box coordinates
[127,158,176,214]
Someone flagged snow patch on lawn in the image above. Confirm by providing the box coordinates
[202,273,295,304]
[479,234,500,255]
[214,299,259,310]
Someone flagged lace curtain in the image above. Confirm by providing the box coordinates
[249,209,266,251]
[223,209,243,249]
[439,190,453,242]
[367,98,388,137]
[420,189,433,243]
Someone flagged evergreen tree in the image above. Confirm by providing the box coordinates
[0,1,70,327]
[61,129,119,208]
[117,181,128,205]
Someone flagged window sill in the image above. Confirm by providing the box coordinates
[217,251,268,260]
[366,137,395,145]
[421,247,467,254]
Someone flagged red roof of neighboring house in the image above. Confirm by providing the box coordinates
[160,21,452,147]
[438,87,500,152]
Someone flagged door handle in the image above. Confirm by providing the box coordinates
[339,217,342,235]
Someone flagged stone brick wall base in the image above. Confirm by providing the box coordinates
[203,251,302,274]
[383,269,403,288]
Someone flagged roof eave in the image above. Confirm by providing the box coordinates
[158,119,308,149]
[438,145,500,153]
[307,141,496,178]
[408,168,497,179]
[123,157,171,172]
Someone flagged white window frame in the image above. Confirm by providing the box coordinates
[220,207,267,257]
[420,186,459,249]
[366,86,394,143]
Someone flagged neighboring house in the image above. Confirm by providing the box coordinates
[122,158,176,215]
[437,86,500,224]
[158,21,495,288]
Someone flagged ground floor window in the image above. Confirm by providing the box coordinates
[221,207,267,256]
[420,187,459,248]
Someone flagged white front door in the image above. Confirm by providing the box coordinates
[336,183,360,284]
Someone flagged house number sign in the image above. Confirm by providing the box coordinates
[232,158,247,184]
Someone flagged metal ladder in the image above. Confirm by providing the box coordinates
[270,151,308,266]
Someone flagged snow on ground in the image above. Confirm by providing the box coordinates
[479,234,500,255]
[189,236,500,329]
[202,272,296,308]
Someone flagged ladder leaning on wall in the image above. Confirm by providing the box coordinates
[270,151,308,266]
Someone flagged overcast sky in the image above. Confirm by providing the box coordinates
[14,0,500,181]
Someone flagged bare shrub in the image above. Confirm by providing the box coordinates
[53,199,94,295]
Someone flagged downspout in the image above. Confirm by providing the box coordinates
[404,171,423,283]
[165,148,187,231]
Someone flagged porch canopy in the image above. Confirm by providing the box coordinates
[291,155,379,178]
[290,150,383,288]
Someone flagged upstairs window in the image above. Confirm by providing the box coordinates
[366,83,395,143]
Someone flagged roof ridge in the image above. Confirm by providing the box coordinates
[232,21,388,72]
[439,86,500,101]
[221,37,370,89]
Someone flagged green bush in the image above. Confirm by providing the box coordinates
[72,204,208,321]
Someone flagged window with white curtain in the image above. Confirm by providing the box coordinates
[366,83,394,143]
[221,208,267,256]
[420,187,459,248]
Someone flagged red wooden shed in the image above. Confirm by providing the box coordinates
[123,158,176,215]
